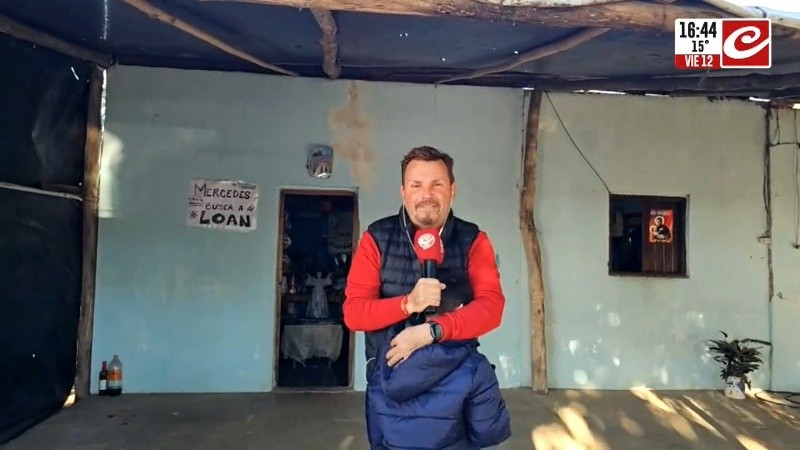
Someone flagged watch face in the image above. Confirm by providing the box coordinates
[431,323,442,341]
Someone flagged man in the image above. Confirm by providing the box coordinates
[343,146,507,448]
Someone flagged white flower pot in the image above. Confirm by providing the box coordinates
[724,376,746,399]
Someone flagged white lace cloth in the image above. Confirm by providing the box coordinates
[280,323,343,364]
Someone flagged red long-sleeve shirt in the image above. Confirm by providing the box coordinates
[343,230,505,341]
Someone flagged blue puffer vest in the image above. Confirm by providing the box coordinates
[367,325,512,449]
[364,207,480,376]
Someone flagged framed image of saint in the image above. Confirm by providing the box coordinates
[648,209,673,244]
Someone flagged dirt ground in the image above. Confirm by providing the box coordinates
[6,388,800,449]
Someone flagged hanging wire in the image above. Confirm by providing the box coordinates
[792,110,799,248]
[544,92,611,193]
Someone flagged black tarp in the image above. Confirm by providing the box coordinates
[0,33,90,444]
[0,34,90,186]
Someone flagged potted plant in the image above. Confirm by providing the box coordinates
[707,331,771,399]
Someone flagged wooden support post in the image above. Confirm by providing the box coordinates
[520,90,547,394]
[75,66,104,401]
[310,9,341,79]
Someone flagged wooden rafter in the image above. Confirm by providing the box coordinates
[700,0,800,31]
[438,27,609,84]
[521,90,547,394]
[475,0,623,5]
[0,13,112,67]
[0,182,83,201]
[310,9,340,79]
[202,0,726,34]
[122,0,298,76]
[537,72,800,94]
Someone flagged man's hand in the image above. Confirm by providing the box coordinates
[385,323,434,367]
[406,278,446,314]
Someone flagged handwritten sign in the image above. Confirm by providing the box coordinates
[186,179,258,232]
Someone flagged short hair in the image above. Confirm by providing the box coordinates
[401,146,455,184]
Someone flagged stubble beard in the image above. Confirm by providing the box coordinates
[415,205,440,228]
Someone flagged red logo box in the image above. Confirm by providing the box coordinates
[721,19,771,68]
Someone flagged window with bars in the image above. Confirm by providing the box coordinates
[608,194,687,277]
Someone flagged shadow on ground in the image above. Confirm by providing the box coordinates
[5,388,799,449]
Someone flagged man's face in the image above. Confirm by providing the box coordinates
[400,159,456,229]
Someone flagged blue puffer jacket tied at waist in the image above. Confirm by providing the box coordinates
[366,325,512,449]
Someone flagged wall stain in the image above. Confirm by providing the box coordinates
[328,81,375,190]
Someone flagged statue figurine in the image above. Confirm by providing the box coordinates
[305,271,332,319]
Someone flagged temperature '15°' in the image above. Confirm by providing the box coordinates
[692,39,710,53]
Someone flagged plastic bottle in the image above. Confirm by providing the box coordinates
[106,355,123,396]
[98,361,108,396]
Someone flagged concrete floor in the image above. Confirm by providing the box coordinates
[5,388,800,449]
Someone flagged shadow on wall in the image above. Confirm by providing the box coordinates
[99,130,124,220]
[99,126,225,221]
[524,388,800,450]
[552,303,737,390]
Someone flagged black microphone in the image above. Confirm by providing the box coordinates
[423,260,437,279]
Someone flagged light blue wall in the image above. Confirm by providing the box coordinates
[92,66,528,393]
[93,66,797,393]
[535,93,772,390]
[769,108,800,391]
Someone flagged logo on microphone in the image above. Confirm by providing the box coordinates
[417,233,436,250]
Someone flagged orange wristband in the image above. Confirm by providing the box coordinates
[400,296,409,315]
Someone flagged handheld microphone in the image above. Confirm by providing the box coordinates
[412,228,444,314]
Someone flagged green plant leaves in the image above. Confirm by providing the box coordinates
[707,330,772,387]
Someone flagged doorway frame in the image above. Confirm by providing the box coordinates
[272,187,359,391]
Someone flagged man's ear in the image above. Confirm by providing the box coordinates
[451,182,457,202]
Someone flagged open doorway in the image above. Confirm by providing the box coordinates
[274,189,357,389]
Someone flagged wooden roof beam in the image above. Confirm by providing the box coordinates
[475,0,623,5]
[700,0,800,31]
[310,9,340,79]
[202,0,726,34]
[535,72,800,94]
[438,27,609,84]
[0,13,113,67]
[122,0,298,76]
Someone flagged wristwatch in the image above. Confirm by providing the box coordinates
[429,321,443,343]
